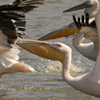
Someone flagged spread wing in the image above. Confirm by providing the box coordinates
[0,0,44,45]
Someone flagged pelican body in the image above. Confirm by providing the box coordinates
[17,10,100,97]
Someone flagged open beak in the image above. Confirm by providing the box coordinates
[17,39,65,62]
[63,1,92,13]
[38,22,79,40]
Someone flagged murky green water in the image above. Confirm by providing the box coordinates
[0,0,99,100]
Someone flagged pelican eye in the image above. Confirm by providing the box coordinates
[54,43,62,47]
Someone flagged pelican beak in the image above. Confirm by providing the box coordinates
[17,39,65,62]
[63,1,92,13]
[38,22,78,40]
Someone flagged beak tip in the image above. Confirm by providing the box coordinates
[63,10,68,13]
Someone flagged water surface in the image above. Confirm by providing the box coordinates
[0,0,99,100]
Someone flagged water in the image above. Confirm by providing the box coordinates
[0,0,99,100]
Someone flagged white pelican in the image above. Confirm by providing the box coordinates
[63,0,99,61]
[0,0,44,79]
[38,0,99,61]
[17,10,100,97]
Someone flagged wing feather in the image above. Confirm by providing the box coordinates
[0,0,44,45]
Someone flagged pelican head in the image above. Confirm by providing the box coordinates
[50,42,71,55]
[63,0,99,17]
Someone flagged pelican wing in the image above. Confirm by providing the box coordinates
[0,0,45,74]
[0,0,45,39]
[0,15,17,44]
